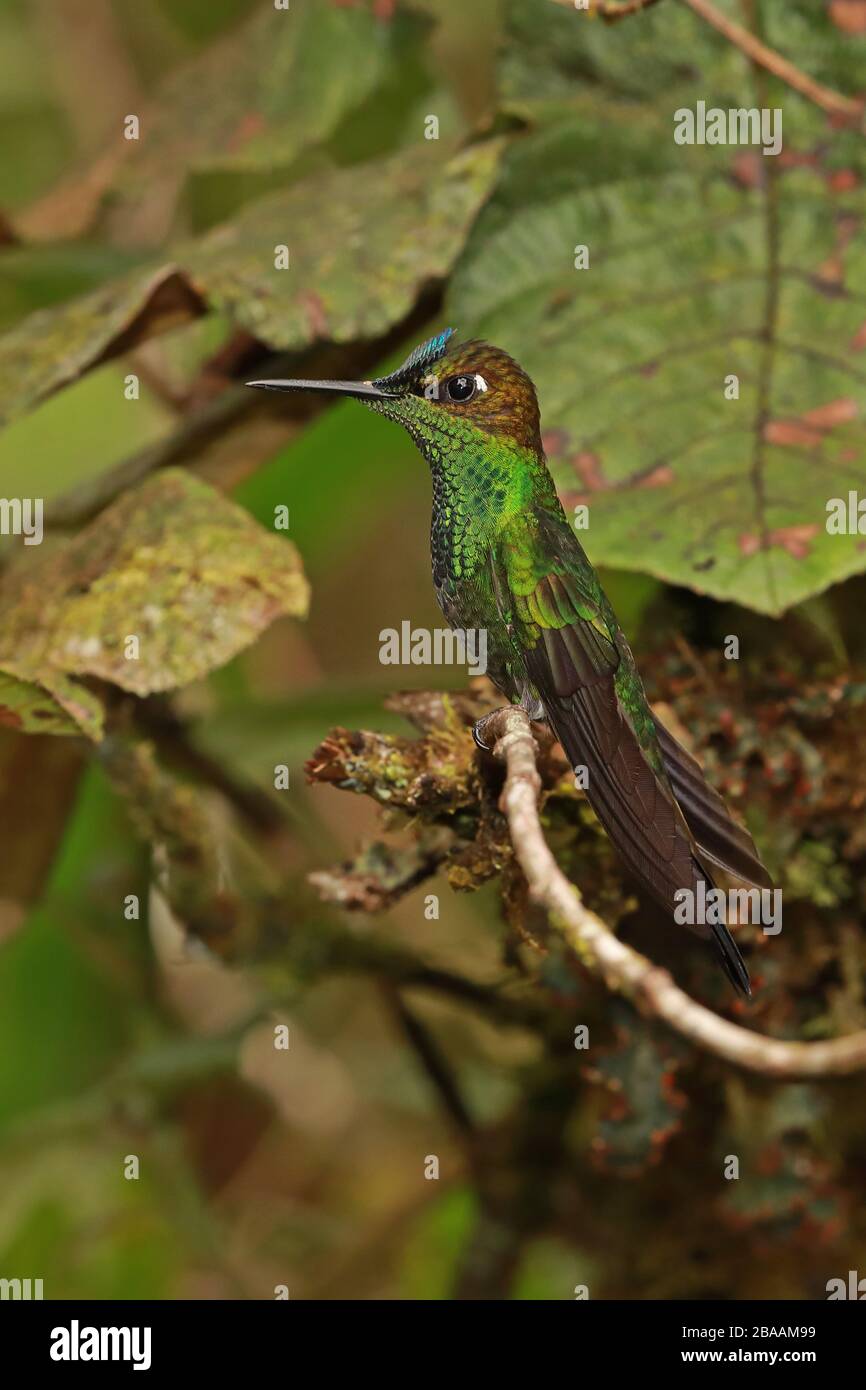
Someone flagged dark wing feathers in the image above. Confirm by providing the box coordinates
[536,673,702,920]
[652,716,772,891]
[495,506,763,996]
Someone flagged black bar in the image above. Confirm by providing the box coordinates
[1,1297,860,1374]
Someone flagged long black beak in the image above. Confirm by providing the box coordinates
[245,378,397,401]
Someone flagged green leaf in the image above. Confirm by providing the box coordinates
[447,0,866,614]
[0,265,204,429]
[0,244,146,332]
[0,666,104,739]
[183,138,503,348]
[0,138,503,426]
[0,469,309,726]
[106,0,433,240]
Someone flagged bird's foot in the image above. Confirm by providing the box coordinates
[472,705,537,753]
[472,711,499,753]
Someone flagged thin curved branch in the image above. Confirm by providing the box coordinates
[681,0,863,125]
[487,706,866,1078]
[552,0,863,126]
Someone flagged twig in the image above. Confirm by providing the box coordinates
[552,0,863,124]
[487,706,866,1078]
[100,728,550,1034]
[131,696,287,836]
[384,987,475,1138]
[681,0,863,124]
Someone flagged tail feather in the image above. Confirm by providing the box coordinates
[653,716,772,892]
[538,676,755,997]
[710,917,752,997]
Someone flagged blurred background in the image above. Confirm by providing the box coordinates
[0,0,865,1300]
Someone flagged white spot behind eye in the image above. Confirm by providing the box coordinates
[474,374,489,392]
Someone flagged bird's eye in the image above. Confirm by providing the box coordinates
[444,374,477,403]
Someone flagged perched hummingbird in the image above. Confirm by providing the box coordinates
[248,329,771,994]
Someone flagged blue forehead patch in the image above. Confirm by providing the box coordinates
[372,328,455,392]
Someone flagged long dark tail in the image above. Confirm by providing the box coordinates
[652,716,772,893]
[541,678,766,996]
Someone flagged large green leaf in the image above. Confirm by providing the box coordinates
[183,137,503,349]
[447,0,866,614]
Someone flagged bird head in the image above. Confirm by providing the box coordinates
[247,329,543,458]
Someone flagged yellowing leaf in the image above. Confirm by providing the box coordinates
[0,470,309,727]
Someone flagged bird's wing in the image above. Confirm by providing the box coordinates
[492,504,620,697]
[492,503,696,911]
[492,503,757,995]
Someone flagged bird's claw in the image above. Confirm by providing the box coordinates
[472,715,493,752]
[472,709,512,753]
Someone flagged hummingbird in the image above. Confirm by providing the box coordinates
[248,329,771,995]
